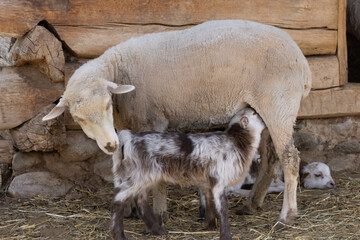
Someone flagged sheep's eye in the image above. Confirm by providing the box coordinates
[314,173,323,178]
[73,116,85,124]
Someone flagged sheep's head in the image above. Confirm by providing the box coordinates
[42,78,135,155]
[301,162,335,189]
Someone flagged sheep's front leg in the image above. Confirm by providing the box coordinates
[152,182,168,226]
[135,191,166,235]
[213,186,232,240]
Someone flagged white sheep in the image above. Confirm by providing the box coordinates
[225,159,335,198]
[42,20,312,225]
[111,108,265,240]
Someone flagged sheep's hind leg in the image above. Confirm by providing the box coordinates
[258,110,300,226]
[237,129,281,215]
[135,191,166,235]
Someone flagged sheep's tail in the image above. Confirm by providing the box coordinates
[302,62,312,98]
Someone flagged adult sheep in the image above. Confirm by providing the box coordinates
[43,20,312,226]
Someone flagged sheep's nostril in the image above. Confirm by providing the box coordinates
[329,181,335,189]
[104,142,117,152]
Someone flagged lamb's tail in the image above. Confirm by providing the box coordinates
[113,130,132,168]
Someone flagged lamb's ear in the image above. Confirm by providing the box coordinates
[107,82,135,94]
[42,98,66,121]
[300,171,310,186]
[240,116,249,128]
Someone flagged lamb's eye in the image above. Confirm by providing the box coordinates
[314,173,323,178]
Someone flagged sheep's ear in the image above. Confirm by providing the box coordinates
[107,82,135,94]
[42,99,66,121]
[240,116,249,128]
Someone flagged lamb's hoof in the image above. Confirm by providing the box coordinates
[198,205,206,218]
[235,205,257,215]
[155,211,169,226]
[150,225,166,235]
[205,221,217,231]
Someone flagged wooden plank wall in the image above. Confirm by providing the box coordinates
[0,0,357,119]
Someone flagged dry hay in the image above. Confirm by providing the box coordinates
[0,171,359,239]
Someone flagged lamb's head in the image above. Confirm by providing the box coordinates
[301,162,335,189]
[42,77,135,155]
[229,107,265,134]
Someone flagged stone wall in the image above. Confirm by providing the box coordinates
[295,116,360,172]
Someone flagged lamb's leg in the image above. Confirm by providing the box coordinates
[212,185,231,240]
[198,188,206,218]
[238,129,281,215]
[201,187,217,230]
[111,187,129,240]
[135,191,166,235]
[152,182,168,226]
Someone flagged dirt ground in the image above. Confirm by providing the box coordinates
[0,171,359,240]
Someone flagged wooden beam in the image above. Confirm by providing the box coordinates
[55,25,337,58]
[0,66,64,130]
[298,83,360,118]
[307,56,340,89]
[337,0,348,85]
[0,0,339,38]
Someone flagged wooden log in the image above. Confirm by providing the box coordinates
[308,56,340,89]
[11,26,65,83]
[0,66,64,130]
[298,83,360,118]
[338,0,348,85]
[0,140,14,164]
[0,0,339,38]
[10,104,66,152]
[55,25,337,58]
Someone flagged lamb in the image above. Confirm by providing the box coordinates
[111,108,265,240]
[225,159,335,198]
[42,20,312,225]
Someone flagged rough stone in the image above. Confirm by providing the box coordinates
[335,140,360,154]
[93,157,113,183]
[12,151,45,175]
[10,104,66,152]
[45,156,90,183]
[331,118,353,137]
[59,131,99,162]
[0,140,14,164]
[0,164,11,187]
[8,172,73,198]
[293,131,320,151]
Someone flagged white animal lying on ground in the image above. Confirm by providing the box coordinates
[226,156,335,197]
[111,108,265,240]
